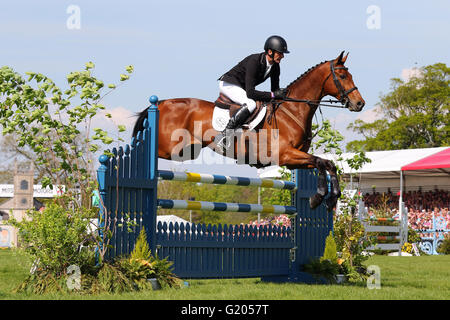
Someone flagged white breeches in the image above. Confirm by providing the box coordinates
[219,81,257,112]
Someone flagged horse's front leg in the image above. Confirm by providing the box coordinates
[323,160,341,211]
[310,159,329,209]
[279,148,329,209]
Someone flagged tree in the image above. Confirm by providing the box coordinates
[0,63,133,263]
[347,63,449,151]
[0,63,133,207]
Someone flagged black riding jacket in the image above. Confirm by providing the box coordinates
[219,52,280,102]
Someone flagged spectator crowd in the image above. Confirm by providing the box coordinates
[363,189,449,212]
[363,189,450,237]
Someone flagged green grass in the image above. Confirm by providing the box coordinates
[1,248,449,300]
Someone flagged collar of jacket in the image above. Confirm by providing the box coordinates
[259,52,268,66]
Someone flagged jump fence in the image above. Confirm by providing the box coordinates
[359,202,408,255]
[97,95,333,282]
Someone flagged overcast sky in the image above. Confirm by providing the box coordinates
[1,0,449,177]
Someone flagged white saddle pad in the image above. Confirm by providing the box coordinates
[212,106,267,131]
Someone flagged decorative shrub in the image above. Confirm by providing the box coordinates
[437,234,450,255]
[8,203,96,275]
[12,216,181,294]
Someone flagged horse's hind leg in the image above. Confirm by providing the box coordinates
[280,148,329,209]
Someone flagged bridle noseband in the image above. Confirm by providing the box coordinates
[329,60,358,106]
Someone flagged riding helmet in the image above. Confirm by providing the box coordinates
[264,35,290,54]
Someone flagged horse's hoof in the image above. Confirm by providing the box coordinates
[326,196,337,212]
[309,194,323,209]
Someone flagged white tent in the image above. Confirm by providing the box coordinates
[258,147,450,193]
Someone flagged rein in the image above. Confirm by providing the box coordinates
[281,97,347,108]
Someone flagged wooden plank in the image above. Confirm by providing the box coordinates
[368,243,401,250]
[366,226,400,233]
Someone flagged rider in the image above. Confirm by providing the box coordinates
[216,35,289,149]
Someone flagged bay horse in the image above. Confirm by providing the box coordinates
[132,51,365,210]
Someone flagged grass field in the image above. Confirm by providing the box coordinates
[0,248,449,300]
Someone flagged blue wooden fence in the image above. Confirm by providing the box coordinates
[97,95,333,282]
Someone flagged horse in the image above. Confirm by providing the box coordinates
[132,51,365,210]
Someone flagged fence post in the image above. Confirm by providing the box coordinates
[96,154,109,263]
[146,95,159,256]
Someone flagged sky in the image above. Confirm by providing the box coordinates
[1,0,449,178]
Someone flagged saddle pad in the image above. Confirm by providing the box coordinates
[212,105,266,132]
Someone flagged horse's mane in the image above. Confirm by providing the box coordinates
[132,99,166,138]
[286,60,329,90]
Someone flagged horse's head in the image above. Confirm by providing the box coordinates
[326,51,365,112]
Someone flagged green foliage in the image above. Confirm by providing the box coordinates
[14,226,181,294]
[15,269,72,295]
[0,62,136,263]
[311,119,345,157]
[151,257,181,288]
[0,63,133,208]
[437,234,450,255]
[118,228,181,289]
[304,232,343,283]
[303,258,340,283]
[8,203,96,275]
[96,263,135,293]
[347,63,450,151]
[334,202,373,269]
[130,228,151,261]
[115,258,155,291]
[407,227,422,244]
[321,231,338,264]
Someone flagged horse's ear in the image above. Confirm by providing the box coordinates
[336,51,348,65]
[341,52,349,64]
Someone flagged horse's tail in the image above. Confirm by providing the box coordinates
[132,107,149,138]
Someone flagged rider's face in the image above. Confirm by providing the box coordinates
[273,51,284,63]
[267,50,284,64]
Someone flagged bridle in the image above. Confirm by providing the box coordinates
[268,59,359,135]
[329,59,358,106]
[281,59,358,109]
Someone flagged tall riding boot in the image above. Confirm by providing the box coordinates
[216,104,251,151]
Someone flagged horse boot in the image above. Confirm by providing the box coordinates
[215,104,251,152]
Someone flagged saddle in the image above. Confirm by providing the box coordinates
[214,93,264,126]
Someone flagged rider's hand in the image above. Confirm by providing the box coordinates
[272,88,287,99]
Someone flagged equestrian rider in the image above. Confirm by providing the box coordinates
[216,35,289,150]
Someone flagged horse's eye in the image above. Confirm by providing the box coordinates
[340,75,346,80]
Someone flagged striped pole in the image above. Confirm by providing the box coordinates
[158,199,297,215]
[373,236,401,241]
[369,217,397,222]
[158,170,296,190]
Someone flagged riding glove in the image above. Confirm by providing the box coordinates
[273,88,287,99]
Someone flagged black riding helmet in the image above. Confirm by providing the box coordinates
[264,35,290,54]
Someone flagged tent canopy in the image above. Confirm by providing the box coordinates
[401,148,450,172]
